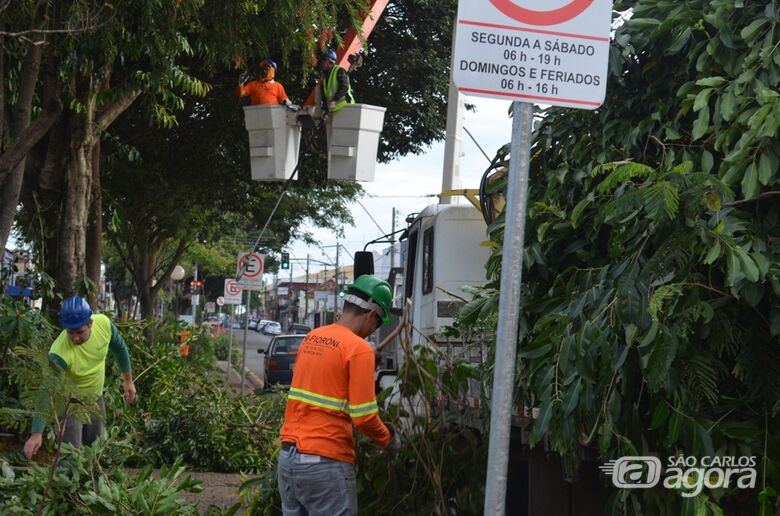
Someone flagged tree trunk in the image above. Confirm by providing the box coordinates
[0,24,5,151]
[0,38,43,252]
[57,131,94,294]
[55,84,138,295]
[85,140,102,305]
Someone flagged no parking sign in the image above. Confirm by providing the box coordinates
[453,0,613,109]
[223,279,243,304]
[236,252,264,290]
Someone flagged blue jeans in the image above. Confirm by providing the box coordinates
[277,445,358,516]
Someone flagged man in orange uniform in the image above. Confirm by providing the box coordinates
[236,58,298,108]
[278,274,400,515]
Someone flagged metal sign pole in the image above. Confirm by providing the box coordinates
[483,101,534,515]
[226,304,234,384]
[240,289,250,395]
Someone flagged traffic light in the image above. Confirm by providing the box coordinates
[189,280,203,293]
[280,252,290,270]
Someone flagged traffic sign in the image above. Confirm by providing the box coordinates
[223,279,243,304]
[453,0,613,109]
[236,252,264,290]
[216,296,225,306]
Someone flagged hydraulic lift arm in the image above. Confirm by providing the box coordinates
[303,0,391,106]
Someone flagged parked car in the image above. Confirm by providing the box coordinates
[262,321,282,335]
[289,323,311,335]
[261,334,305,386]
[248,319,258,330]
[255,319,274,332]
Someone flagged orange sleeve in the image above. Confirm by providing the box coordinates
[276,82,289,103]
[236,83,249,98]
[348,349,391,448]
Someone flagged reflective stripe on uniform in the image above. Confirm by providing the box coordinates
[348,400,379,417]
[289,387,348,413]
[288,387,378,418]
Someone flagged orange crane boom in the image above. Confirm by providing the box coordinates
[304,0,390,106]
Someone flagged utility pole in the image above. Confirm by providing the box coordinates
[441,20,465,205]
[191,265,199,319]
[274,273,279,320]
[333,243,340,312]
[305,254,310,323]
[390,207,397,269]
[289,260,294,326]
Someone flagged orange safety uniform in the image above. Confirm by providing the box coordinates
[279,324,391,463]
[236,80,289,106]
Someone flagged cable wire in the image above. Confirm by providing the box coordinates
[463,125,493,164]
[354,198,388,236]
[236,162,300,281]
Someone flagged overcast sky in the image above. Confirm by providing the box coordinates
[283,96,514,279]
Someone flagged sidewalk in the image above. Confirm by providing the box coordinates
[215,360,264,392]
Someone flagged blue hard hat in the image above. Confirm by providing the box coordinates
[60,296,93,329]
[320,49,337,63]
[260,59,277,72]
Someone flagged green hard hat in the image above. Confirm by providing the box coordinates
[347,274,392,325]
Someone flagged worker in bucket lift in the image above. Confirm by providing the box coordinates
[317,49,355,114]
[236,58,299,109]
[277,275,401,515]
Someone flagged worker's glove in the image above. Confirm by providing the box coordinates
[384,422,402,459]
[327,100,337,112]
[238,71,251,86]
[283,99,300,111]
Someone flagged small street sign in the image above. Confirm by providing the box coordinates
[236,252,264,290]
[223,279,243,304]
[453,0,614,109]
[216,296,225,306]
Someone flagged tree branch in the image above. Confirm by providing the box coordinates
[0,106,61,183]
[723,191,780,208]
[151,238,189,298]
[96,90,141,131]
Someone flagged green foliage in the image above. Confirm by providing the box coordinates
[213,335,242,367]
[0,301,93,440]
[355,341,485,515]
[455,1,780,513]
[104,320,285,473]
[0,432,202,515]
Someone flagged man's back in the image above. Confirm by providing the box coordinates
[279,323,389,463]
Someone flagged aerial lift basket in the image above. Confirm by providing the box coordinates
[327,103,386,182]
[243,105,301,181]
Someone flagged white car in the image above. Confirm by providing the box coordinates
[262,321,282,335]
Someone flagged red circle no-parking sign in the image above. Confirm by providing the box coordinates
[489,0,594,26]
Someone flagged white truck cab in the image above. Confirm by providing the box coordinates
[376,203,491,401]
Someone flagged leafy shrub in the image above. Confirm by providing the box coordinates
[0,430,201,515]
[0,300,57,424]
[213,335,242,367]
[104,320,285,473]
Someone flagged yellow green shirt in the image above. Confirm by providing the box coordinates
[30,314,130,433]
